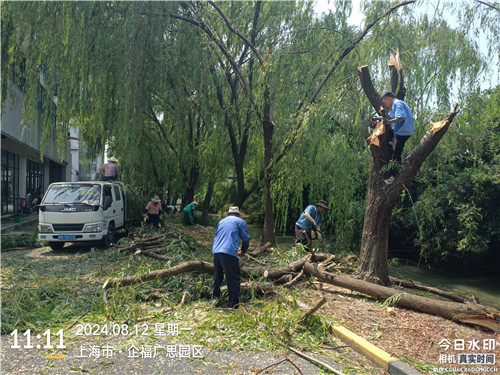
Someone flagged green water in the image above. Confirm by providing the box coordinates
[246,225,500,309]
[389,262,500,310]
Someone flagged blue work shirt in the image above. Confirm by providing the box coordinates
[390,98,415,136]
[213,215,251,258]
[295,205,322,233]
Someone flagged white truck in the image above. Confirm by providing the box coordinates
[38,181,126,250]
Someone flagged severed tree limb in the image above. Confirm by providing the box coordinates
[255,359,289,375]
[103,259,268,292]
[302,261,500,332]
[118,238,165,253]
[318,255,336,268]
[247,241,272,257]
[141,251,170,261]
[245,253,268,266]
[222,281,275,295]
[255,357,305,375]
[283,269,305,287]
[285,346,346,375]
[263,253,329,279]
[389,276,467,303]
[274,274,294,285]
[103,260,214,289]
[284,355,305,375]
[300,296,327,322]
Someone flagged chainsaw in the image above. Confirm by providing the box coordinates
[359,114,394,146]
[358,115,383,131]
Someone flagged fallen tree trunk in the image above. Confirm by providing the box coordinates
[102,259,259,290]
[103,260,214,289]
[263,253,329,279]
[223,281,275,295]
[303,261,500,332]
[389,276,467,303]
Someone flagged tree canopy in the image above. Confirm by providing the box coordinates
[2,1,498,266]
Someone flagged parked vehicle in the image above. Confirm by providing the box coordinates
[38,181,126,251]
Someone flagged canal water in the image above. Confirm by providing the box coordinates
[246,225,500,310]
[388,261,500,310]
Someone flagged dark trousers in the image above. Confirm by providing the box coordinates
[390,135,411,162]
[147,214,160,229]
[212,253,240,308]
[294,224,310,246]
[389,135,411,177]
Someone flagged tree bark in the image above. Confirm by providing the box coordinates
[303,261,500,332]
[247,241,272,257]
[103,260,214,289]
[201,176,215,226]
[262,84,276,245]
[263,253,329,279]
[388,50,406,100]
[182,166,199,207]
[390,276,467,303]
[356,61,459,285]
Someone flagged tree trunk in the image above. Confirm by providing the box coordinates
[262,84,276,245]
[103,260,214,289]
[262,176,276,245]
[358,199,393,285]
[263,253,329,279]
[356,61,459,285]
[303,261,500,332]
[182,166,199,207]
[200,176,215,226]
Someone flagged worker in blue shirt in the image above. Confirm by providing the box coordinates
[212,206,251,308]
[381,92,415,185]
[294,200,329,248]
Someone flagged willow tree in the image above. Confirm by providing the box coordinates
[166,0,419,243]
[352,0,499,284]
[2,2,179,159]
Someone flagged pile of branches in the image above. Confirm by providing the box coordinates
[106,234,500,333]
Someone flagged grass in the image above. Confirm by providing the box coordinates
[1,224,389,374]
[1,232,39,249]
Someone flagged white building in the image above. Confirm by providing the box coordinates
[1,80,72,215]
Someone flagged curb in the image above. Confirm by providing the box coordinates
[331,325,422,375]
[1,217,38,233]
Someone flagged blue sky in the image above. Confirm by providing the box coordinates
[313,0,499,94]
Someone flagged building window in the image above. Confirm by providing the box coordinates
[26,159,44,196]
[1,150,19,214]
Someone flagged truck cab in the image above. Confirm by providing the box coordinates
[38,181,126,250]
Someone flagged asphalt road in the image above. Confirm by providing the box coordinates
[1,332,347,375]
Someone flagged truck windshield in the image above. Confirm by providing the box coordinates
[43,184,101,205]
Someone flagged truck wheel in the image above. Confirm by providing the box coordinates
[101,223,115,248]
[48,242,65,251]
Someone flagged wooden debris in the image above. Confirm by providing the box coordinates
[302,260,500,332]
[263,253,328,279]
[283,269,305,287]
[247,241,272,257]
[103,260,214,289]
[389,276,467,303]
[300,296,327,322]
[285,345,346,375]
